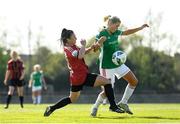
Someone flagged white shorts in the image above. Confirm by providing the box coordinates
[32,86,42,92]
[100,64,130,88]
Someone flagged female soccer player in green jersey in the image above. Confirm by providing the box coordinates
[29,64,47,104]
[91,15,149,116]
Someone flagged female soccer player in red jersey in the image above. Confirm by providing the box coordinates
[44,28,124,117]
[3,50,25,109]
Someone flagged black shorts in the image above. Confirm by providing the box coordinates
[9,79,25,87]
[71,73,98,92]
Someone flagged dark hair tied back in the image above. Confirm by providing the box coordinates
[60,28,74,45]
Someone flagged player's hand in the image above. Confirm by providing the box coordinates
[92,43,100,52]
[3,80,7,86]
[20,76,24,80]
[141,24,149,29]
[80,39,86,46]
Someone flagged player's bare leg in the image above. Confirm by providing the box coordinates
[17,86,24,108]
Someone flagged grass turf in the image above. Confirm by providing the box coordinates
[0,104,180,124]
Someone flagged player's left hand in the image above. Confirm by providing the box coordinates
[141,24,149,29]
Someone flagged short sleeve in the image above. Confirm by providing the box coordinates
[96,30,106,41]
[17,60,24,70]
[64,48,79,58]
[7,63,11,70]
[117,30,123,36]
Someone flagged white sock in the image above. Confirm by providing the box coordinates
[93,94,104,109]
[103,98,108,104]
[37,96,42,104]
[120,84,135,104]
[32,96,36,104]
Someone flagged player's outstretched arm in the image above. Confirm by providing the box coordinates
[85,45,95,54]
[93,36,107,52]
[122,24,149,35]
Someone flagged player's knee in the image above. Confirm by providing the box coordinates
[70,98,77,103]
[131,78,138,86]
[135,78,138,85]
[100,91,106,98]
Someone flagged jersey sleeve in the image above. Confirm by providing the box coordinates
[7,61,12,70]
[96,30,106,41]
[40,71,44,77]
[7,63,11,70]
[117,29,123,36]
[17,60,25,70]
[64,48,79,58]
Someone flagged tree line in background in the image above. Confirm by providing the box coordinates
[1,37,180,94]
[0,12,180,93]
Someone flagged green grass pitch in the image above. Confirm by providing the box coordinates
[0,104,180,124]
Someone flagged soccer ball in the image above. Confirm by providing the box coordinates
[112,51,127,65]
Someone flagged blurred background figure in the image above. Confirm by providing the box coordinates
[29,64,47,104]
[3,50,25,109]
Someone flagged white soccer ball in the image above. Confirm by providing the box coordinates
[112,51,127,65]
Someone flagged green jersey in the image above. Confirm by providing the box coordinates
[30,71,43,87]
[96,29,123,69]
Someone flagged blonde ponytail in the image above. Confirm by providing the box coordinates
[104,15,111,22]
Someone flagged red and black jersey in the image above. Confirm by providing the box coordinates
[64,45,88,85]
[7,59,24,80]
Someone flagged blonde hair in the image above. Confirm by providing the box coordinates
[10,50,20,60]
[33,64,41,72]
[104,15,121,24]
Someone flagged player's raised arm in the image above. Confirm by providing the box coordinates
[78,39,86,59]
[122,24,149,35]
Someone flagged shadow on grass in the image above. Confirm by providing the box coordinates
[96,116,180,120]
